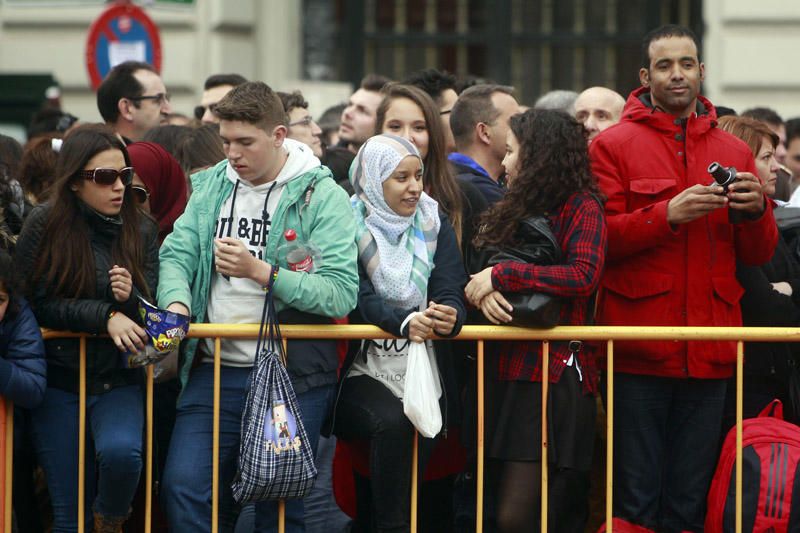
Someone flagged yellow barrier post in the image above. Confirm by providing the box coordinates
[606,340,614,533]
[79,335,87,533]
[411,431,419,533]
[541,341,549,533]
[278,500,286,533]
[736,340,743,533]
[4,401,12,533]
[280,339,288,533]
[476,340,485,533]
[145,365,154,533]
[212,337,221,533]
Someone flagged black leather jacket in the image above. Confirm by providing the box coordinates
[14,203,159,394]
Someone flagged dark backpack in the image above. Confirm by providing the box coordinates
[706,400,800,533]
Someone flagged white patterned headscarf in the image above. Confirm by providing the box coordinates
[349,134,440,309]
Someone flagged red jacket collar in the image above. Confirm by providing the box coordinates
[620,86,718,135]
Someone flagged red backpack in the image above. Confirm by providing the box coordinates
[706,400,800,533]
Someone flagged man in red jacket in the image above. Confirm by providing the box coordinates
[590,24,778,532]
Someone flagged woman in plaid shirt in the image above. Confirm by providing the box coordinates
[465,109,607,533]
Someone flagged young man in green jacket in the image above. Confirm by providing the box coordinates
[157,81,358,532]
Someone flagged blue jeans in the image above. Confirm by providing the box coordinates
[303,435,352,533]
[612,373,727,533]
[30,385,144,533]
[162,364,334,533]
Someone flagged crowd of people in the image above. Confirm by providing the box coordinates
[0,22,798,533]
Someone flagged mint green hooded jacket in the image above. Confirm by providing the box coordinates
[157,157,358,390]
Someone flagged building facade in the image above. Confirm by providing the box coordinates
[0,0,797,136]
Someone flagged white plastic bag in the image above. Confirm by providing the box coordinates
[403,340,442,438]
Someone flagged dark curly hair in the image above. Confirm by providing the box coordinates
[474,109,601,249]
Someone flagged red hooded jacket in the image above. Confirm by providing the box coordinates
[590,87,778,379]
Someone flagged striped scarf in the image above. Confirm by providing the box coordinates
[349,135,440,309]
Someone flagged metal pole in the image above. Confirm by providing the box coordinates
[279,338,288,533]
[78,335,86,533]
[476,340,485,533]
[411,431,419,533]
[735,340,743,533]
[606,340,614,533]
[278,500,286,533]
[3,401,12,533]
[145,364,154,533]
[212,337,221,533]
[541,341,549,532]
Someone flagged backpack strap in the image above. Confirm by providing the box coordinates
[758,399,784,420]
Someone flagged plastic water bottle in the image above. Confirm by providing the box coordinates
[279,229,320,273]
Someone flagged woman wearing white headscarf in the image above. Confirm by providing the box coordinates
[330,134,467,532]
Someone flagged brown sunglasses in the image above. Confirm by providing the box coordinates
[78,167,134,186]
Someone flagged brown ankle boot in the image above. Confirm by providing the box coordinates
[93,511,127,533]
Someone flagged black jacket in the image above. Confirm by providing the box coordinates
[737,235,800,380]
[457,178,488,271]
[14,203,159,394]
[328,214,468,435]
[322,145,356,196]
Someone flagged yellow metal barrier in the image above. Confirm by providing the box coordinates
[541,341,550,533]
[33,324,800,533]
[2,397,12,533]
[78,336,86,532]
[606,340,614,532]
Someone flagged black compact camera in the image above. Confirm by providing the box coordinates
[707,162,743,223]
[708,162,737,192]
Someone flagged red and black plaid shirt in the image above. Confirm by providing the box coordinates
[490,192,607,393]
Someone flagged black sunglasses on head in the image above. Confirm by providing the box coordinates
[193,103,219,120]
[131,185,150,204]
[78,167,134,186]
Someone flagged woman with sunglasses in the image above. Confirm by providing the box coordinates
[14,124,159,532]
[127,141,188,243]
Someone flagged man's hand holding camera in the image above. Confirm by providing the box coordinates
[667,171,764,226]
[666,184,727,225]
[725,171,765,217]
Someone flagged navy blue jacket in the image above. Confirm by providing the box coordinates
[0,297,46,408]
[451,159,505,206]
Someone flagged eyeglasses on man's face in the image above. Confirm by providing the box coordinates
[129,93,171,106]
[289,116,314,128]
[194,103,219,120]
